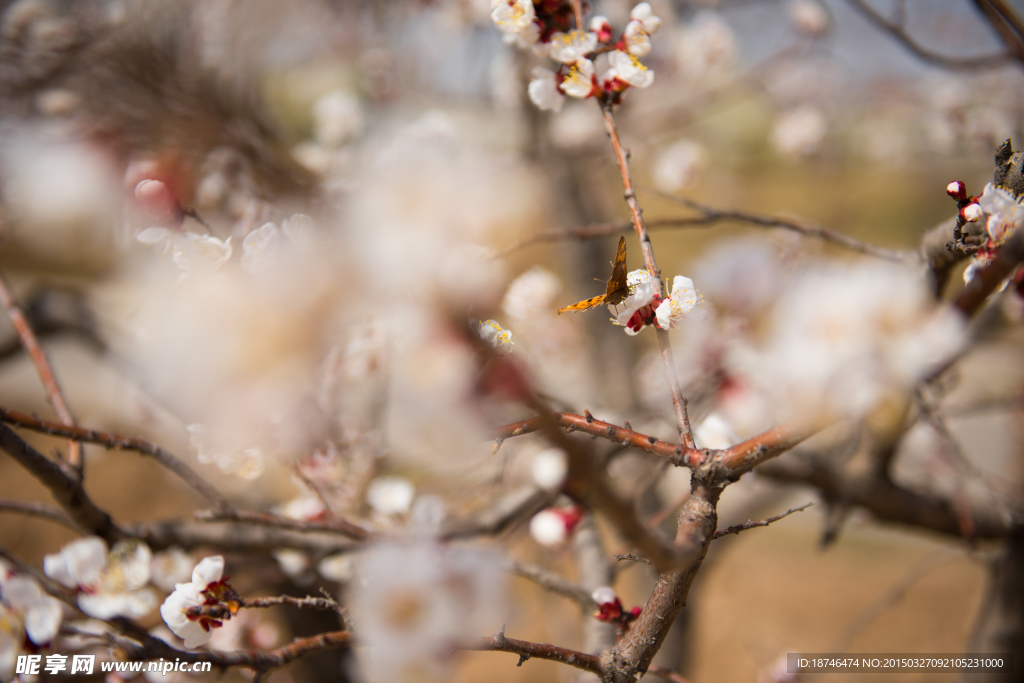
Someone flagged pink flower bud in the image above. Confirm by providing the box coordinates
[134,179,176,219]
[960,203,983,223]
[946,181,967,202]
[591,586,623,621]
[589,16,613,42]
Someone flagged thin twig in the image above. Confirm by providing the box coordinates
[600,103,694,449]
[0,498,78,530]
[508,560,596,610]
[712,502,814,540]
[494,217,717,257]
[613,553,650,565]
[0,407,233,512]
[193,508,371,542]
[469,628,603,675]
[0,275,82,468]
[0,423,123,541]
[653,192,908,262]
[845,0,1013,69]
[186,594,340,619]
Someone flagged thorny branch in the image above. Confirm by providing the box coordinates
[0,274,83,469]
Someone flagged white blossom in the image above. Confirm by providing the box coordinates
[44,537,156,619]
[630,3,662,33]
[0,605,21,683]
[241,222,283,273]
[789,0,828,37]
[674,12,737,80]
[529,509,571,546]
[501,267,561,321]
[490,0,535,35]
[549,30,598,64]
[150,548,194,593]
[351,542,504,682]
[366,476,416,515]
[559,58,597,98]
[623,21,652,57]
[655,275,701,330]
[313,90,365,147]
[608,269,657,334]
[771,106,827,158]
[0,575,63,645]
[977,182,1024,243]
[531,448,568,490]
[608,50,654,89]
[528,67,565,112]
[479,319,515,355]
[653,139,704,192]
[694,413,739,449]
[159,556,225,649]
[138,228,232,276]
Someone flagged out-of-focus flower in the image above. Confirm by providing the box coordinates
[733,262,966,420]
[313,90,365,147]
[44,538,156,619]
[0,575,63,645]
[694,238,783,314]
[654,276,701,330]
[528,67,565,112]
[549,30,598,64]
[531,448,568,491]
[789,0,828,37]
[607,50,654,89]
[241,222,283,273]
[609,269,658,335]
[273,550,312,581]
[771,106,827,158]
[529,506,584,547]
[653,140,704,193]
[351,541,504,682]
[366,476,416,515]
[317,554,354,583]
[560,58,597,98]
[674,12,737,80]
[589,15,613,42]
[630,2,662,34]
[160,556,233,649]
[978,182,1024,244]
[501,267,561,321]
[490,0,535,35]
[694,413,739,449]
[186,423,265,481]
[137,228,233,276]
[623,21,652,57]
[134,179,176,220]
[0,604,22,682]
[150,548,194,593]
[479,319,514,355]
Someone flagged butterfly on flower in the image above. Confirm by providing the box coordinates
[557,236,629,314]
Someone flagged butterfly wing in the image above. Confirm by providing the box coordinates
[604,236,628,305]
[556,236,628,314]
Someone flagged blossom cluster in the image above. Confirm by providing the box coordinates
[952,180,1024,285]
[491,1,661,111]
[609,270,702,335]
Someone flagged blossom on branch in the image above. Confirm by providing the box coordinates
[44,537,156,620]
[490,0,535,36]
[0,573,63,646]
[479,319,515,355]
[160,556,237,649]
[605,50,654,90]
[528,67,565,112]
[549,30,598,64]
[559,58,598,99]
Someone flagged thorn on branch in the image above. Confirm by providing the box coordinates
[517,654,530,667]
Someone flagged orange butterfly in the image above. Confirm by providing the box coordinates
[557,236,628,314]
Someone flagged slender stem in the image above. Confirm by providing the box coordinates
[0,407,233,512]
[712,502,814,539]
[0,275,82,469]
[571,0,584,31]
[470,629,603,675]
[0,498,78,530]
[599,103,694,447]
[194,508,371,542]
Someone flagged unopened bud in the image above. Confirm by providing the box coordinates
[946,181,967,202]
[134,179,176,219]
[589,15,613,42]
[960,203,983,223]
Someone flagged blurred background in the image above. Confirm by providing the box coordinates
[0,0,1021,681]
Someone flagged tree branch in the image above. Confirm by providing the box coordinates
[194,508,372,542]
[0,407,233,512]
[469,629,604,675]
[0,275,82,468]
[0,498,78,530]
[712,502,814,539]
[846,0,1014,69]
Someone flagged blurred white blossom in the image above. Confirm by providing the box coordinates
[0,574,63,645]
[502,267,561,321]
[528,67,565,112]
[652,139,704,193]
[531,448,568,490]
[789,0,828,37]
[366,476,416,515]
[674,12,737,80]
[772,106,827,158]
[313,90,365,147]
[479,319,514,355]
[45,537,156,619]
[351,541,504,682]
